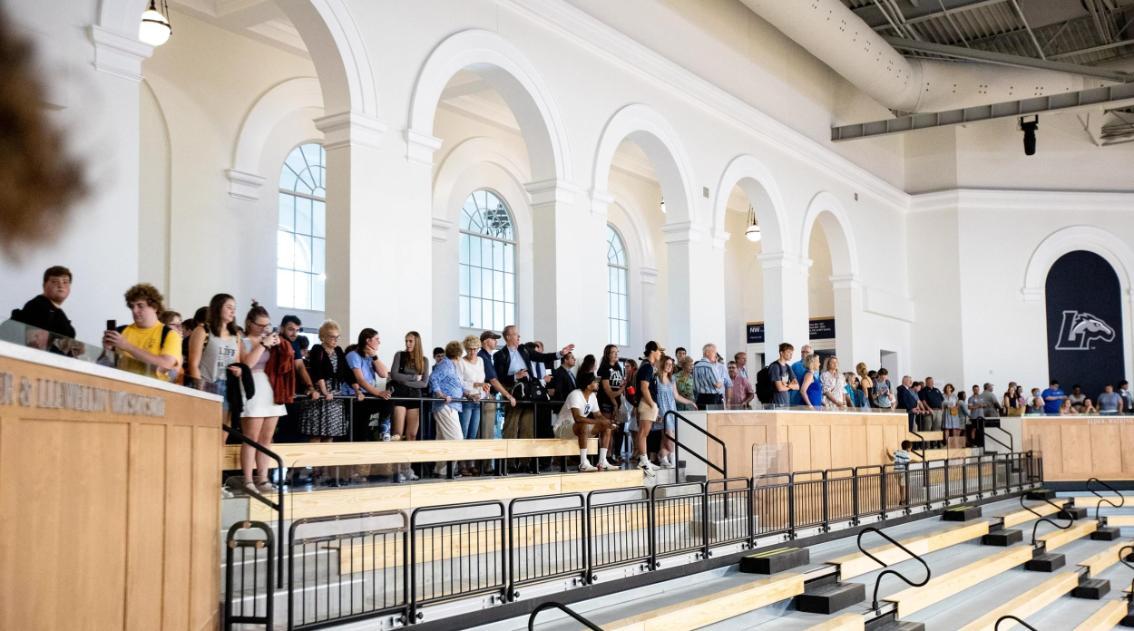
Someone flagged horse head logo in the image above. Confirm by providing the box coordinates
[1056,310,1116,350]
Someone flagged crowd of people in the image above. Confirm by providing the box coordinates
[8,266,1134,493]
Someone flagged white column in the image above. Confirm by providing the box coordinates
[527,179,604,353]
[663,222,726,353]
[638,266,659,352]
[758,252,811,350]
[319,113,437,345]
[831,274,863,365]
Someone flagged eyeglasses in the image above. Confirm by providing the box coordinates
[253,320,271,328]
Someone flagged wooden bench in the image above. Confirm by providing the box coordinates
[603,572,805,630]
[885,546,1035,617]
[1074,599,1130,631]
[1077,539,1132,576]
[1002,502,1060,528]
[806,613,865,630]
[248,468,645,520]
[830,520,990,579]
[957,572,1079,631]
[1106,515,1134,527]
[223,437,598,469]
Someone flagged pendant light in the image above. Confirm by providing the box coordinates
[139,0,172,47]
[745,204,762,242]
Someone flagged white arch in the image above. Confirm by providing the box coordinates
[609,193,657,270]
[1022,225,1134,297]
[713,154,789,255]
[99,0,379,120]
[409,29,570,182]
[591,103,700,227]
[800,191,859,277]
[432,136,532,225]
[229,77,324,194]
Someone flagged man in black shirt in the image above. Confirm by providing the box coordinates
[12,266,76,352]
[919,376,944,434]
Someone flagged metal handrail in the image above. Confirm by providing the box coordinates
[528,601,603,630]
[666,410,728,479]
[223,520,274,631]
[1119,544,1134,602]
[1085,477,1126,520]
[983,427,1013,453]
[908,428,928,461]
[856,526,932,610]
[222,424,285,587]
[994,615,1038,630]
[1019,493,1074,547]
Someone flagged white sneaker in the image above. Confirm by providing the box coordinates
[597,460,618,471]
[639,455,659,472]
[381,432,392,442]
[578,461,598,472]
[658,456,674,469]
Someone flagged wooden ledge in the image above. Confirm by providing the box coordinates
[1038,521,1097,551]
[831,521,990,579]
[603,573,805,631]
[957,572,1079,631]
[1074,599,1129,631]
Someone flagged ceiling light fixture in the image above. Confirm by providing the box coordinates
[139,0,172,47]
[745,204,762,242]
[659,196,666,214]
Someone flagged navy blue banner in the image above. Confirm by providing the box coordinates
[747,322,765,344]
[809,318,836,340]
[1045,250,1124,400]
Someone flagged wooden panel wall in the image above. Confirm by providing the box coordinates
[1022,416,1134,481]
[706,411,909,479]
[0,348,222,631]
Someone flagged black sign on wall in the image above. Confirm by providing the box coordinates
[809,318,836,340]
[1045,250,1125,400]
[746,322,765,344]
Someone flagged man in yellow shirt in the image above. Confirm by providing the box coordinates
[102,283,182,382]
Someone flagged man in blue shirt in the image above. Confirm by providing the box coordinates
[789,344,811,406]
[1041,380,1067,415]
[429,341,465,476]
[478,330,516,440]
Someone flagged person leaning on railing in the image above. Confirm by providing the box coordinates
[298,320,351,444]
[186,293,241,399]
[429,341,466,477]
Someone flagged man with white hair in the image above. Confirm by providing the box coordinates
[693,343,731,409]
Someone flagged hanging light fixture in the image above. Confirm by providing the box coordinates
[659,196,666,214]
[745,204,762,242]
[139,0,172,47]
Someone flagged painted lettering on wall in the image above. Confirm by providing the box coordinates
[0,371,166,417]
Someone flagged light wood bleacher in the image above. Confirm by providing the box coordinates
[1074,599,1130,631]
[830,520,991,579]
[222,437,598,469]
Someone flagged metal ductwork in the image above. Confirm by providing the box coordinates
[739,0,1111,113]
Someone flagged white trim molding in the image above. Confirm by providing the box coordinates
[314,111,386,150]
[225,169,267,201]
[89,25,153,82]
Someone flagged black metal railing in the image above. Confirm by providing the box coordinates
[1020,493,1074,547]
[1086,477,1126,520]
[994,615,1038,630]
[1119,544,1134,601]
[528,601,603,630]
[983,425,1014,454]
[908,428,928,461]
[856,526,932,611]
[224,521,275,631]
[223,424,286,587]
[666,410,727,480]
[267,451,1039,629]
[286,510,407,630]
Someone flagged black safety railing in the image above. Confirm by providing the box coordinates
[1119,544,1134,604]
[286,510,407,630]
[223,424,286,587]
[1085,476,1126,521]
[994,615,1038,630]
[908,428,928,461]
[224,521,275,631]
[983,424,1014,454]
[856,526,931,611]
[666,410,727,480]
[264,451,1039,629]
[528,602,603,631]
[1020,493,1074,547]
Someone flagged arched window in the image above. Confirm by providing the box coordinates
[459,190,515,330]
[607,225,629,346]
[277,143,326,311]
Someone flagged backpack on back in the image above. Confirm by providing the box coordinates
[755,365,775,404]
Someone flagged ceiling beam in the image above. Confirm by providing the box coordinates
[884,36,1132,81]
[852,0,1008,29]
[831,81,1134,141]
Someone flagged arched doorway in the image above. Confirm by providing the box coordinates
[1045,251,1125,401]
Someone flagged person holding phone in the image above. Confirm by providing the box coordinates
[102,283,182,382]
[237,300,288,495]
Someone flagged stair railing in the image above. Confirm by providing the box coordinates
[1120,544,1134,603]
[528,601,603,630]
[1019,493,1073,548]
[994,615,1038,630]
[1085,477,1126,522]
[667,410,728,480]
[856,526,932,611]
[983,427,1013,454]
[223,424,285,587]
[908,428,928,461]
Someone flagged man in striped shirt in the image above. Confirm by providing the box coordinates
[692,343,732,410]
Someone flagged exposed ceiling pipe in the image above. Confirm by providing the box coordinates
[740,0,1112,113]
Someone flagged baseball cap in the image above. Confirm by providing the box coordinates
[480,330,502,342]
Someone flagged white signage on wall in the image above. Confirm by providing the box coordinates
[1054,310,1116,351]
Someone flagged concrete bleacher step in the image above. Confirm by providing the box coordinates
[954,571,1080,631]
[794,577,866,615]
[942,505,982,521]
[601,572,806,631]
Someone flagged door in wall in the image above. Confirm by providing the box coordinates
[880,350,898,375]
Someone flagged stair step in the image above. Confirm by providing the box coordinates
[1072,578,1110,600]
[739,547,810,575]
[865,612,926,631]
[1027,488,1056,500]
[1091,526,1122,541]
[1058,506,1089,520]
[981,528,1023,546]
[795,581,866,614]
[942,505,981,522]
[1025,552,1066,572]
